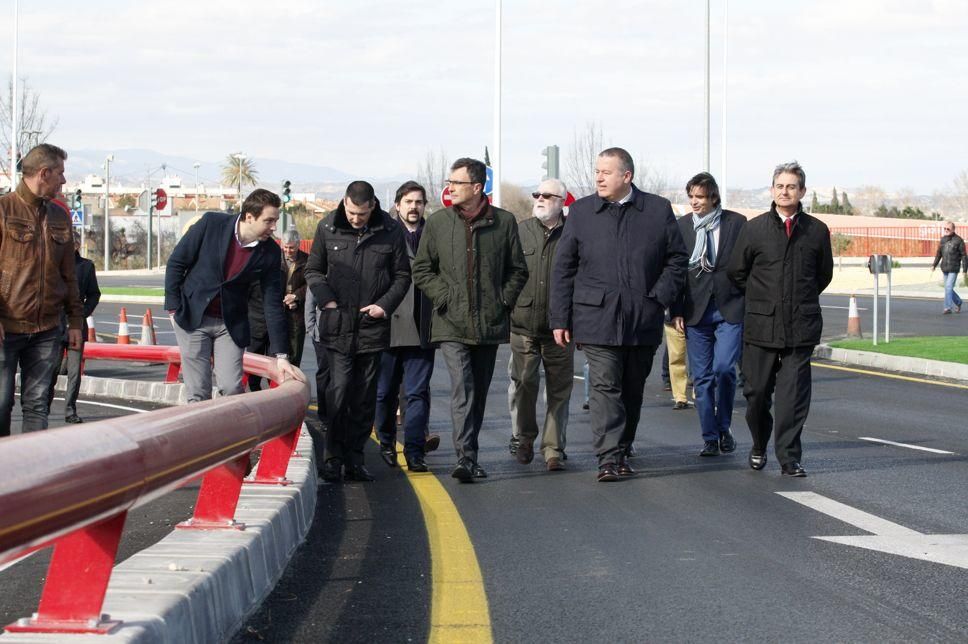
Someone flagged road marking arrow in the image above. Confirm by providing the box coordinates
[778,492,968,571]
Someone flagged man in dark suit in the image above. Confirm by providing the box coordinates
[671,172,746,458]
[165,189,305,402]
[280,229,309,366]
[727,162,833,477]
[550,147,688,482]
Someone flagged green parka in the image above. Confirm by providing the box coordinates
[411,203,528,345]
[510,216,563,338]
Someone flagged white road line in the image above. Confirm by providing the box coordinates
[821,305,868,310]
[573,375,585,381]
[0,551,38,573]
[857,436,955,455]
[777,491,920,537]
[51,397,150,413]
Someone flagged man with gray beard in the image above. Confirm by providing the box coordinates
[507,179,573,471]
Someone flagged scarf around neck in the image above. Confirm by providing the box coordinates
[689,206,722,271]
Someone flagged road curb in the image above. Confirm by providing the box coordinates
[100,295,165,305]
[814,344,968,382]
[3,389,317,643]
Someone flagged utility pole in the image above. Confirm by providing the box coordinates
[104,155,113,270]
[492,0,502,207]
[193,162,200,214]
[703,0,711,172]
[10,0,19,188]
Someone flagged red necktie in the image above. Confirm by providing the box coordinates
[785,217,793,238]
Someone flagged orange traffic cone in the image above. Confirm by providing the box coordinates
[117,307,130,344]
[846,294,863,338]
[140,309,157,345]
[86,315,97,342]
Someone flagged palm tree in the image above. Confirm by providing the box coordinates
[220,153,259,202]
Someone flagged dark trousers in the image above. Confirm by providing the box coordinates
[247,322,270,392]
[47,341,85,416]
[324,350,381,467]
[374,346,435,459]
[742,343,814,466]
[686,304,743,442]
[583,344,658,466]
[440,342,499,464]
[288,316,306,368]
[0,327,61,437]
[306,338,330,472]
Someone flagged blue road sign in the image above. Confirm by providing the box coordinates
[484,166,494,195]
[70,209,84,226]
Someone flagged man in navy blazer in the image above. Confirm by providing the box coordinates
[165,189,305,401]
[550,148,688,482]
[671,172,746,458]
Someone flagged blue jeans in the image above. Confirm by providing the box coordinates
[0,326,62,437]
[686,304,743,442]
[374,346,435,460]
[943,272,962,311]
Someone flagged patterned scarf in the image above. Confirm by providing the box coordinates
[689,206,722,271]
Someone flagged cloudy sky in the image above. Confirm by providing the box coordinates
[4,0,967,193]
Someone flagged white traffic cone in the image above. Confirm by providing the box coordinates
[86,315,97,342]
[140,310,156,345]
[846,294,863,338]
[117,307,130,344]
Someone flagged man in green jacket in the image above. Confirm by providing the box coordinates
[507,179,572,472]
[412,157,528,482]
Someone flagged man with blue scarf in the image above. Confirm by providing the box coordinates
[671,173,746,458]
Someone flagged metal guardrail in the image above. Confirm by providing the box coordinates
[0,344,310,635]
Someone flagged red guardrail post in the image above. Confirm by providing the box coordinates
[249,427,301,485]
[5,512,127,634]
[178,454,249,530]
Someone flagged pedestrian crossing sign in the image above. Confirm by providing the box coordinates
[71,209,84,226]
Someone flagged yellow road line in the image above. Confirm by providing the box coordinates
[375,435,492,643]
[815,362,968,389]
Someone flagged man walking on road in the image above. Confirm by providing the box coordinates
[727,162,833,477]
[931,221,966,314]
[412,157,528,483]
[48,230,101,424]
[549,148,688,482]
[304,181,411,483]
[0,144,83,437]
[671,172,746,458]
[374,181,441,472]
[165,189,305,403]
[281,229,309,365]
[507,179,573,472]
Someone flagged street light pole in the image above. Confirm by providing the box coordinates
[492,0,502,208]
[10,0,19,188]
[233,153,246,209]
[103,155,113,271]
[703,0,711,172]
[193,162,201,214]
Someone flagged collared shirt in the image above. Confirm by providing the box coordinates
[614,188,634,205]
[235,215,260,248]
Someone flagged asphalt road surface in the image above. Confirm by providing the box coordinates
[820,294,967,341]
[237,343,968,643]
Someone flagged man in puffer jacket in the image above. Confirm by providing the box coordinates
[304,181,410,483]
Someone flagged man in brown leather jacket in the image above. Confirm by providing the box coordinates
[0,143,83,437]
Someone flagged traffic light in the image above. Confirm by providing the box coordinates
[541,145,560,180]
[72,189,82,210]
[281,180,292,204]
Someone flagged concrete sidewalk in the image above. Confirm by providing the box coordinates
[825,262,963,299]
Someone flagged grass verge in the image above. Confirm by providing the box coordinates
[100,287,165,296]
[829,336,968,364]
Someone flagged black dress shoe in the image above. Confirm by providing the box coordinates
[617,457,636,477]
[748,450,767,471]
[508,436,520,455]
[406,456,429,472]
[452,460,474,483]
[320,459,342,482]
[516,437,535,464]
[719,431,736,453]
[625,443,637,458]
[380,446,398,467]
[64,413,83,424]
[781,462,807,477]
[581,402,589,411]
[471,463,488,479]
[597,463,621,482]
[700,440,720,457]
[344,465,375,482]
[424,434,441,453]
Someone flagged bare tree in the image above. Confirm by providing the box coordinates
[565,122,605,198]
[499,182,533,222]
[634,155,677,200]
[949,169,968,217]
[417,148,449,211]
[0,78,59,177]
[853,185,887,216]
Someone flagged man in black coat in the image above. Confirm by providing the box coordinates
[304,181,411,483]
[727,162,833,477]
[671,172,746,458]
[550,147,688,482]
[165,189,305,402]
[48,231,101,423]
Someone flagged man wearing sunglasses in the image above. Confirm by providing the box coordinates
[412,157,528,483]
[507,179,572,472]
[931,222,966,314]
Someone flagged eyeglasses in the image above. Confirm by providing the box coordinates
[445,179,478,187]
[531,192,563,200]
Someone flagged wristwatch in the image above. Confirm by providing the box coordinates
[274,353,289,360]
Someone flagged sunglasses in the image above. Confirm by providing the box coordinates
[531,192,563,200]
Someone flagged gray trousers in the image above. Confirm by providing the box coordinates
[507,332,574,460]
[440,342,498,464]
[173,315,245,402]
[583,344,658,466]
[47,341,85,416]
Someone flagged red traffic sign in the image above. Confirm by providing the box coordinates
[564,191,576,207]
[440,186,493,209]
[154,188,168,211]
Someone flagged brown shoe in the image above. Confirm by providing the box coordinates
[617,456,636,477]
[516,437,535,464]
[546,457,564,471]
[597,463,620,482]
